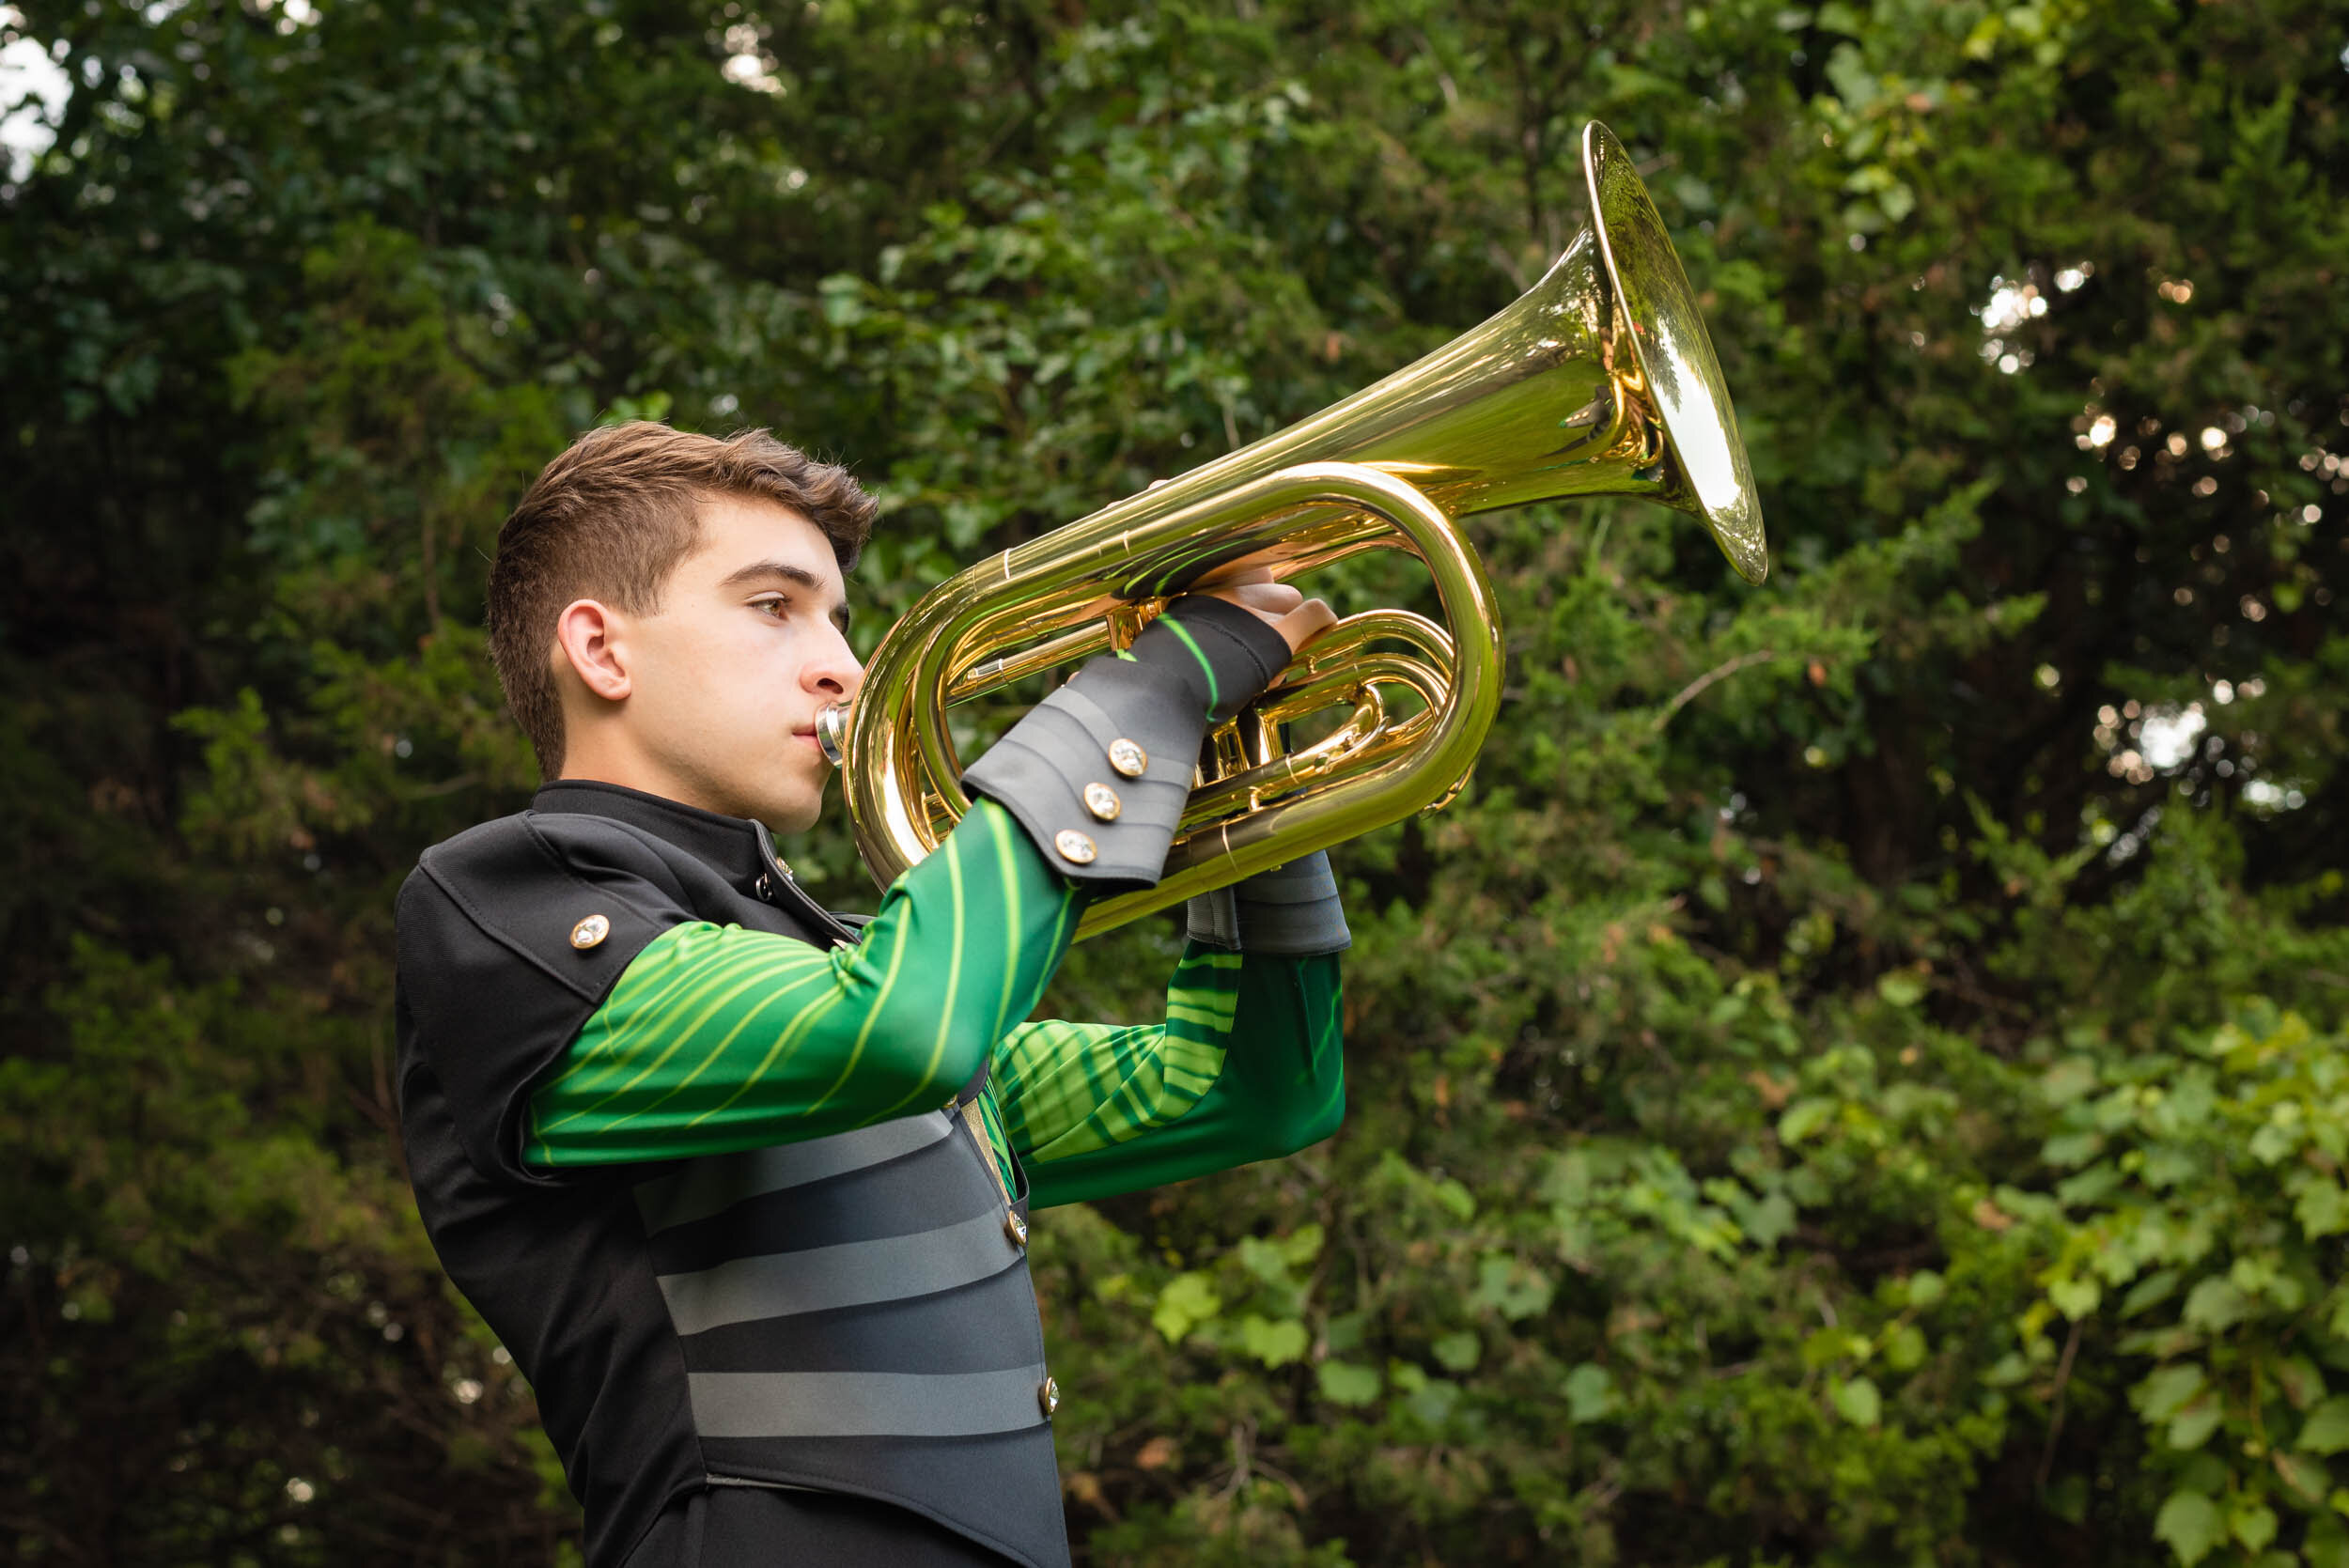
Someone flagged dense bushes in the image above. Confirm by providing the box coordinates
[4,0,2345,1562]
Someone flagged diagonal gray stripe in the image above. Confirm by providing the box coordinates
[690,1364,1050,1438]
[656,1210,1019,1336]
[633,1112,953,1234]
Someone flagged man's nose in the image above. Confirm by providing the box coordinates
[806,629,864,700]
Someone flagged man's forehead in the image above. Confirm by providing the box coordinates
[690,494,845,590]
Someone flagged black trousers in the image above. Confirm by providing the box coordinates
[622,1483,1024,1567]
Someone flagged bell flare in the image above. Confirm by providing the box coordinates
[1581,121,1768,586]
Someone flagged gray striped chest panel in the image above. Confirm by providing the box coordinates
[633,1110,1050,1442]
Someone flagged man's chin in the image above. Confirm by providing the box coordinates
[755,787,829,838]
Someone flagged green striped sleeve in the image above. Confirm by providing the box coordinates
[991,943,1345,1209]
[524,798,1081,1168]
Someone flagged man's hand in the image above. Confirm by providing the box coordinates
[1192,565,1338,658]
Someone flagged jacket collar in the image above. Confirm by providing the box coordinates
[529,778,771,888]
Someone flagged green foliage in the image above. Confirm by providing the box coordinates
[5,0,2347,1563]
[2027,1006,2349,1567]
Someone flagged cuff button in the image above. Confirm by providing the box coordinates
[1038,1376,1061,1418]
[569,914,612,950]
[1107,737,1147,778]
[1081,783,1123,821]
[1054,830,1098,865]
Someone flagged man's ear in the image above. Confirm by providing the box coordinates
[552,598,632,703]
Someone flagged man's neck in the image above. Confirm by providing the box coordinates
[551,737,723,819]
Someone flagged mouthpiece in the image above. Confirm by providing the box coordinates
[815,702,851,767]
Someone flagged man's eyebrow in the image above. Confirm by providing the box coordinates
[720,559,852,631]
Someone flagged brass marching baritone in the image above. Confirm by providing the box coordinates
[816,122,1769,939]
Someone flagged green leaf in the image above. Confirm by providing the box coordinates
[2274,1355,2325,1411]
[2040,1058,2099,1107]
[2301,1397,2349,1455]
[2155,1490,2225,1566]
[1883,1324,1928,1372]
[2230,1500,2278,1553]
[2049,1277,2102,1320]
[1829,1375,1882,1428]
[2183,1279,2249,1334]
[1277,1222,1326,1266]
[1150,1272,1221,1343]
[1432,1330,1481,1373]
[2139,1363,2209,1422]
[2274,1451,2329,1505]
[1779,1097,1836,1143]
[1403,1374,1463,1430]
[1563,1362,1621,1424]
[1906,1270,1946,1308]
[1802,1326,1869,1367]
[2122,1271,2182,1318]
[2041,1129,2103,1169]
[1468,1253,1554,1322]
[2250,1123,2298,1164]
[2056,1163,2123,1206]
[2295,1178,2349,1240]
[1237,1315,1308,1369]
[1876,970,1926,1007]
[2169,1396,2223,1452]
[1315,1360,1380,1407]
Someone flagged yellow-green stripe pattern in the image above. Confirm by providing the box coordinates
[525,801,1346,1203]
[994,945,1344,1209]
[526,799,1074,1167]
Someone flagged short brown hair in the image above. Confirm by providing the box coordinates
[487,422,877,778]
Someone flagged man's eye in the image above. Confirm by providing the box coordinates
[752,597,790,617]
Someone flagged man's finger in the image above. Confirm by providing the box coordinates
[1218,582,1305,617]
[1270,598,1338,656]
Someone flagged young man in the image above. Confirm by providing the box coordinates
[393,423,1351,1567]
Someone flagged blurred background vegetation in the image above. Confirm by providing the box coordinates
[4,0,2348,1563]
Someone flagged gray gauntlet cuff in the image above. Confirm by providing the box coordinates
[962,594,1294,889]
[962,682,1203,889]
[1186,850,1350,955]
